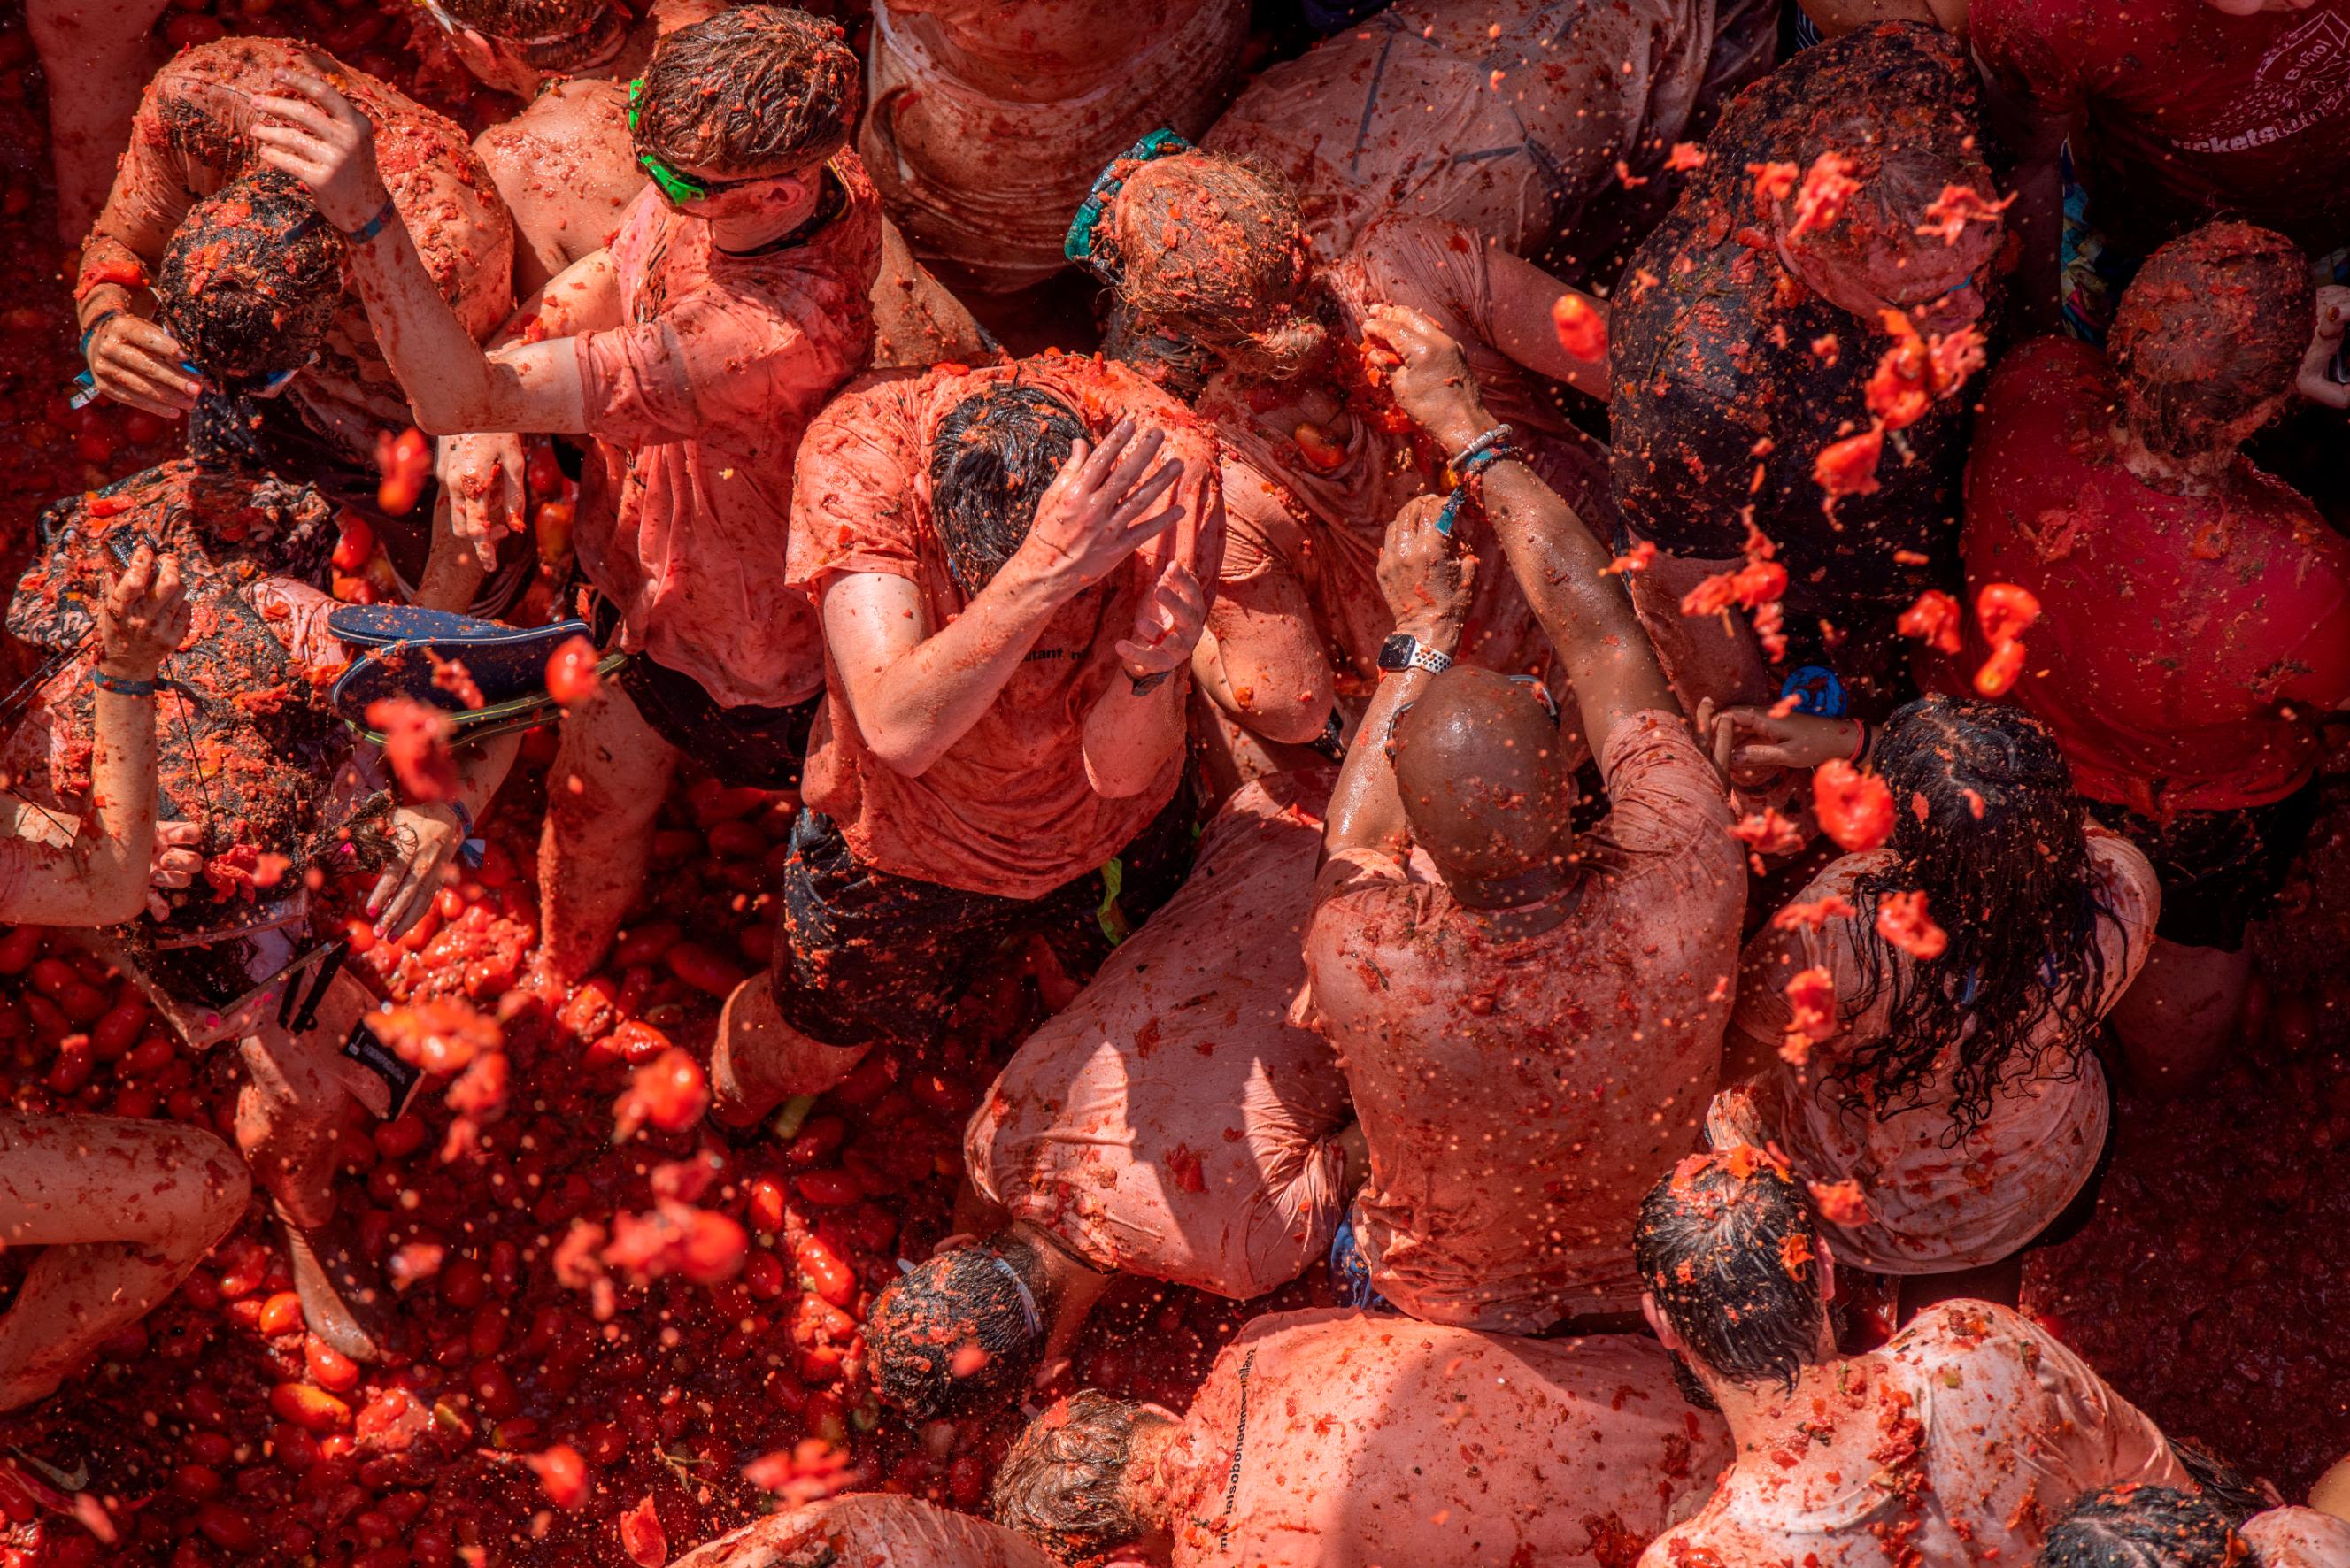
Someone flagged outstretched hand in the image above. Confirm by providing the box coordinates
[250,68,391,234]
[438,434,525,572]
[96,545,189,679]
[1018,417,1189,595]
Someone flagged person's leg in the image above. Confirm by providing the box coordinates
[27,0,171,243]
[0,1113,250,1410]
[233,976,396,1359]
[2310,1453,2350,1524]
[539,679,681,981]
[709,976,875,1118]
[1893,1254,2026,1322]
[2108,937,2254,1095]
[715,810,1018,1122]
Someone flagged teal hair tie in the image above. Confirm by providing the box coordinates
[1065,129,1193,277]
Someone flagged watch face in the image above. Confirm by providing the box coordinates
[1377,633,1416,672]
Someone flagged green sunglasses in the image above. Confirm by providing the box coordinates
[626,78,768,205]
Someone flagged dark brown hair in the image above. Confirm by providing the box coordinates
[928,383,1085,595]
[991,1391,1167,1561]
[157,169,343,382]
[2037,1486,2245,1568]
[435,0,615,69]
[2113,222,2312,460]
[1635,1154,1828,1391]
[864,1238,1049,1421]
[629,6,859,178]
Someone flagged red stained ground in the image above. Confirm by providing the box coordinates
[0,0,2338,1563]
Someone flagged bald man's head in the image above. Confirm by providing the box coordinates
[1390,666,1577,886]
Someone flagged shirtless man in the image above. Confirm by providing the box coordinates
[707,357,1226,1118]
[865,775,1357,1420]
[435,0,989,365]
[990,1309,1731,1568]
[1635,1151,2189,1568]
[859,0,1250,292]
[73,35,518,614]
[1205,0,1777,267]
[1958,223,2348,1092]
[250,9,886,980]
[1298,310,1744,1332]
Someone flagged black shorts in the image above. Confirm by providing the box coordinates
[767,788,1200,1050]
[615,656,821,791]
[2088,782,2322,952]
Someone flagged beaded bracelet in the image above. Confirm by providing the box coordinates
[1434,440,1522,538]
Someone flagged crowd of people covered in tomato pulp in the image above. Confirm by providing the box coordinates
[0,0,2346,1561]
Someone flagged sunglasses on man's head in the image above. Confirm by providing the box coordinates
[626,79,770,206]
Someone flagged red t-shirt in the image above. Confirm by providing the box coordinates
[786,355,1224,897]
[1972,0,2350,255]
[574,165,882,711]
[1961,338,2350,817]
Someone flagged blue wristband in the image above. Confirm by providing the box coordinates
[343,198,398,246]
[448,798,485,869]
[91,671,159,697]
[78,309,120,360]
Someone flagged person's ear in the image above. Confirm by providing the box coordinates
[1641,1291,1682,1350]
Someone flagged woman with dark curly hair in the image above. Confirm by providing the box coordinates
[1706,694,2159,1315]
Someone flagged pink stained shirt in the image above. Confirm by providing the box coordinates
[670,1494,1059,1568]
[1156,1309,1732,1568]
[2246,1509,2350,1568]
[1641,1302,2187,1568]
[965,775,1352,1301]
[572,161,882,711]
[1300,711,1745,1331]
[1717,829,2160,1274]
[785,354,1224,899]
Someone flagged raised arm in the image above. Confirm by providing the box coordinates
[75,58,210,419]
[1365,304,1676,757]
[1483,248,1610,401]
[252,70,595,437]
[823,420,1188,780]
[1320,494,1473,864]
[0,549,189,927]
